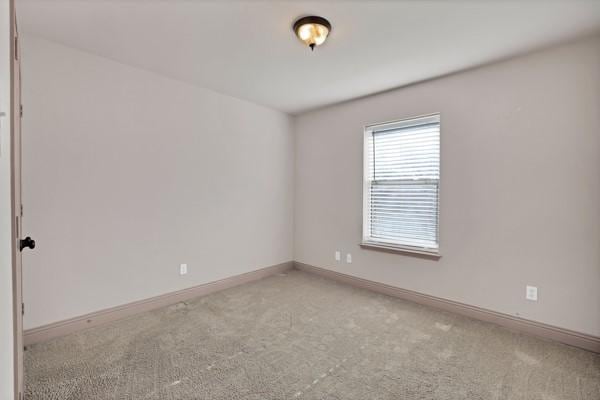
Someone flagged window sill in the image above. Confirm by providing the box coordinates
[360,242,441,260]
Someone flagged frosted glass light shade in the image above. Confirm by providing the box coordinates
[293,16,332,50]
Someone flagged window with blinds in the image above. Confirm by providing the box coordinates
[362,114,440,254]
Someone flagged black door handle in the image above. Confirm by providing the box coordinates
[20,236,35,251]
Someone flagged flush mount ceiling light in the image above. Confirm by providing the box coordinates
[293,16,332,51]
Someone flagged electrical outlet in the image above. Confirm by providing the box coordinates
[526,285,537,301]
[335,251,341,261]
[180,264,188,275]
[346,253,352,263]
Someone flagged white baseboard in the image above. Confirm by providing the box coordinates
[24,261,293,345]
[295,262,600,353]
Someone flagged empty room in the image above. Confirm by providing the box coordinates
[2,1,600,399]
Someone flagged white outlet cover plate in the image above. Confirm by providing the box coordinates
[526,285,538,301]
[180,264,188,275]
[346,254,352,263]
[335,251,341,261]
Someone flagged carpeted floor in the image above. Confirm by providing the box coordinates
[25,270,600,399]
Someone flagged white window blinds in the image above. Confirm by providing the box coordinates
[363,114,440,253]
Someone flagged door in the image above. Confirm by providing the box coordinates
[10,4,23,399]
[11,5,34,399]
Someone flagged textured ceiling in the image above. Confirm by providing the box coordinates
[18,0,600,114]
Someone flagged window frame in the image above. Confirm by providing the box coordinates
[361,113,441,258]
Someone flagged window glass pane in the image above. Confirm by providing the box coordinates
[364,115,440,250]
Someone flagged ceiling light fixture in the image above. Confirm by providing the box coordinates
[293,16,332,51]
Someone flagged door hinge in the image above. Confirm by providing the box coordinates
[20,104,23,118]
[14,36,18,60]
[20,204,23,217]
[22,302,24,316]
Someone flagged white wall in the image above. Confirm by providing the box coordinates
[21,35,294,330]
[294,36,600,336]
[0,0,14,397]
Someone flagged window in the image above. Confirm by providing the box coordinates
[362,114,440,255]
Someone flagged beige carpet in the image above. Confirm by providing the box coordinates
[25,270,600,399]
